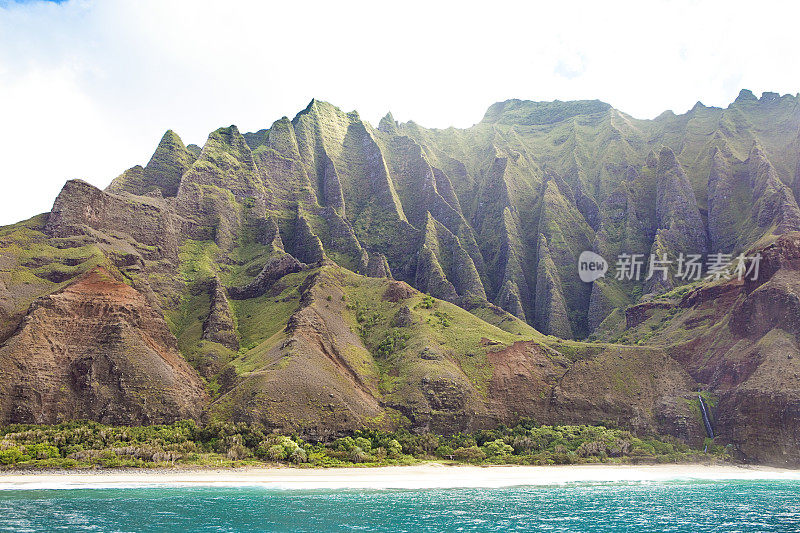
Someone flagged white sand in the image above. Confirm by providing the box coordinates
[1,463,799,490]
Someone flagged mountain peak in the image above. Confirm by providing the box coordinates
[760,91,780,103]
[378,112,399,135]
[161,129,181,141]
[106,129,192,197]
[293,98,348,123]
[481,98,612,126]
[734,88,758,103]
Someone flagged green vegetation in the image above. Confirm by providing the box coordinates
[176,239,220,284]
[0,420,727,469]
[0,217,109,282]
[338,268,535,396]
[232,270,312,350]
[375,329,410,358]
[417,295,435,309]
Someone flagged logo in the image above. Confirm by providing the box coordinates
[576,251,761,283]
[578,251,607,282]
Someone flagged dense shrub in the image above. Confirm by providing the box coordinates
[226,444,250,461]
[453,446,486,462]
[349,446,370,463]
[387,439,403,458]
[483,439,514,458]
[0,447,25,465]
[435,445,455,458]
[0,419,723,469]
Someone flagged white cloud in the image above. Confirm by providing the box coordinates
[0,0,799,224]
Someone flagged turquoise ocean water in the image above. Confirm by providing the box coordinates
[0,479,798,532]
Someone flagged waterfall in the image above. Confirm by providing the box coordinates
[698,394,714,439]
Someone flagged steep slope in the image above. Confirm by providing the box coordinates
[0,268,208,424]
[708,145,800,253]
[209,261,540,436]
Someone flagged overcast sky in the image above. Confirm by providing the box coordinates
[1,0,799,225]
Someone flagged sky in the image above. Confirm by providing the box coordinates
[0,0,799,225]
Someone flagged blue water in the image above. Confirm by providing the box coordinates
[0,480,798,532]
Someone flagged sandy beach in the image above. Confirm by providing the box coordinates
[1,463,798,490]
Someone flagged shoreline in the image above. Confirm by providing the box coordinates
[1,463,799,490]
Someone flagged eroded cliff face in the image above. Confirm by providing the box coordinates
[709,233,800,465]
[1,92,799,464]
[616,232,800,465]
[0,268,208,424]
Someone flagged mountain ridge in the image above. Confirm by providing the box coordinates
[1,90,800,465]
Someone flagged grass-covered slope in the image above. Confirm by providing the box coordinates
[188,260,699,444]
[206,262,544,436]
